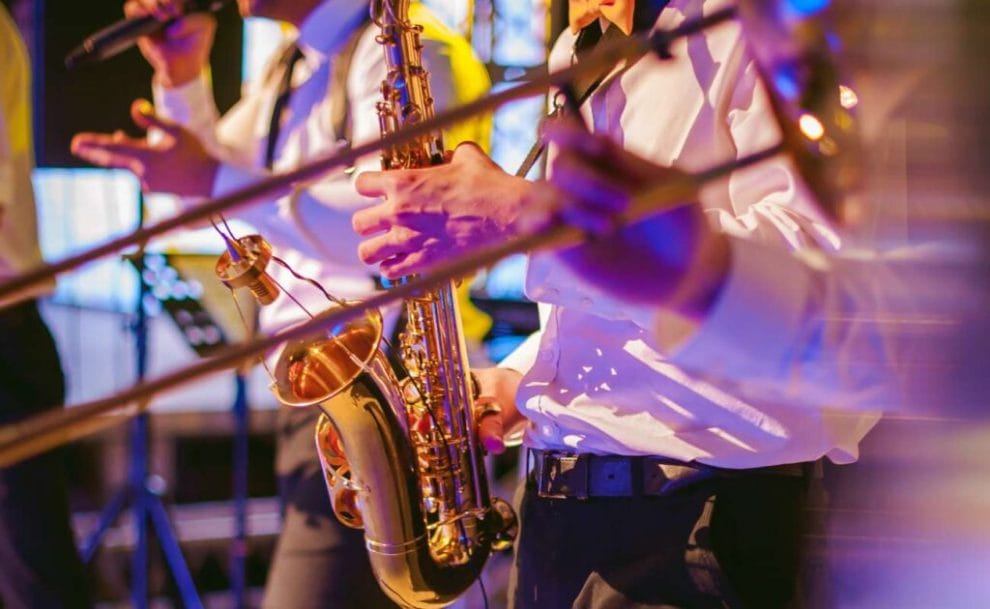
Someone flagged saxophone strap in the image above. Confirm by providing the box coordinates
[515,0,672,178]
[513,24,629,178]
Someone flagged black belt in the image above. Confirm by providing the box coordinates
[530,449,812,500]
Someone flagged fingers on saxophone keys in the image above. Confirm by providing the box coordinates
[352,203,394,236]
[355,170,390,198]
[475,398,505,455]
[379,249,438,280]
[357,225,424,265]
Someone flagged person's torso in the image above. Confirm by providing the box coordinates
[518,0,875,466]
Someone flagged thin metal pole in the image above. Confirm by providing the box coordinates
[230,372,249,609]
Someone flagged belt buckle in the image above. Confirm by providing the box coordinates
[537,451,589,499]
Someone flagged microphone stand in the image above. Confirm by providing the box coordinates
[79,192,204,609]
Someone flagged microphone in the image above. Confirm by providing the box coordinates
[64,0,233,69]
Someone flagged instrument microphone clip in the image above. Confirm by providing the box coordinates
[215,234,280,306]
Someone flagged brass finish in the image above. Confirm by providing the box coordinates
[214,234,280,305]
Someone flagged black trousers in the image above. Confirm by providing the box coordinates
[508,470,816,609]
[0,300,91,609]
[261,404,399,609]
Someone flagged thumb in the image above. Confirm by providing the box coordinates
[130,99,181,136]
[475,398,506,455]
[450,140,491,166]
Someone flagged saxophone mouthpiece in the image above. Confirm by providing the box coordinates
[215,234,280,305]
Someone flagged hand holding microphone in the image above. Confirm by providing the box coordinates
[66,0,224,89]
[126,0,218,88]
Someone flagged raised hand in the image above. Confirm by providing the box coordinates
[71,99,219,197]
[124,0,217,87]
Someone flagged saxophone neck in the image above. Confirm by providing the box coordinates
[374,0,445,168]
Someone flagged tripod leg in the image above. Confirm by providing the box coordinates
[231,372,249,609]
[133,489,149,609]
[147,493,205,609]
[80,486,130,564]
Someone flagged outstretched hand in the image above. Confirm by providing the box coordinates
[71,99,219,197]
[543,119,729,318]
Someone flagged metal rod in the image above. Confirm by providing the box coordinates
[0,5,738,303]
[0,141,781,467]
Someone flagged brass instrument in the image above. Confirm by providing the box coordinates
[269,1,516,607]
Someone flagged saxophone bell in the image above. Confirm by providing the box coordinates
[270,302,514,608]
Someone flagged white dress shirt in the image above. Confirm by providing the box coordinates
[154,0,380,333]
[154,0,473,334]
[0,7,53,307]
[501,0,893,468]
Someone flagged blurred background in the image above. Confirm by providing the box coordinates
[2,0,989,607]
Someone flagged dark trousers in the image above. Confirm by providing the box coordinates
[508,470,815,609]
[0,300,91,609]
[261,404,399,609]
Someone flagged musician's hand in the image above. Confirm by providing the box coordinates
[543,119,729,319]
[353,143,545,279]
[472,367,524,455]
[125,0,217,88]
[71,99,219,197]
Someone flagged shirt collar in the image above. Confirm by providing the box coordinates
[295,0,370,62]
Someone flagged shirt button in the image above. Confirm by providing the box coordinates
[538,350,555,363]
[540,423,558,438]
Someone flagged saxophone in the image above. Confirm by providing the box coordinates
[270,1,515,607]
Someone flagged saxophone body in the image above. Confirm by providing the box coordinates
[271,2,514,607]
